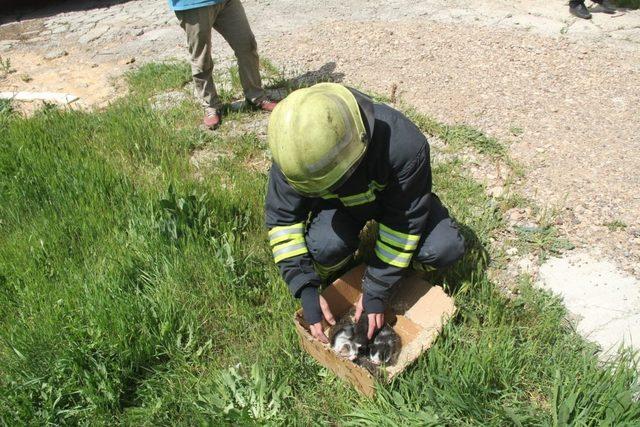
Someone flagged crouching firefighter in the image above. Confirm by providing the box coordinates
[265,83,465,343]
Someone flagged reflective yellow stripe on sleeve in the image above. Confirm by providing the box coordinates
[272,238,308,263]
[268,222,308,263]
[268,223,305,245]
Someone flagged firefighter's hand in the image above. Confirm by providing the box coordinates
[355,294,385,340]
[301,287,335,344]
[309,297,335,343]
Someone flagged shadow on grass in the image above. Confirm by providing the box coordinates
[429,221,489,296]
[265,61,345,92]
[219,61,345,116]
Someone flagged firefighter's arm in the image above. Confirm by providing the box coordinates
[265,165,334,335]
[362,144,432,314]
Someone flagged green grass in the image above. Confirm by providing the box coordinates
[510,126,524,137]
[125,61,192,98]
[0,56,12,77]
[0,99,15,128]
[604,220,627,232]
[0,63,638,425]
[401,108,507,161]
[513,224,575,261]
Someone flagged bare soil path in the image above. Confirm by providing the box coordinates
[1,0,639,353]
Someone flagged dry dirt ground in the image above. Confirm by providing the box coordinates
[1,0,639,353]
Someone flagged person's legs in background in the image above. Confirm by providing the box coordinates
[175,5,225,129]
[570,0,616,20]
[214,0,277,111]
[569,0,592,19]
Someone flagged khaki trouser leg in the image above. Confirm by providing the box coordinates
[175,5,223,109]
[214,0,265,103]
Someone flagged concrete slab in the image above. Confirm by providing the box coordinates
[538,252,640,357]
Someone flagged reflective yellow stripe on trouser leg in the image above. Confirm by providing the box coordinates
[410,260,436,272]
[314,253,354,281]
[378,223,420,251]
[374,240,413,268]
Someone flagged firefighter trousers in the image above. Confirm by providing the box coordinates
[305,194,466,280]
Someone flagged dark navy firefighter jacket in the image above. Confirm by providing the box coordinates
[265,88,432,318]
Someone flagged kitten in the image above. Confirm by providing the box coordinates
[330,312,400,368]
[368,324,401,366]
[329,314,369,361]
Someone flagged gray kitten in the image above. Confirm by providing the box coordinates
[368,324,401,366]
[329,314,369,361]
[330,312,401,368]
[354,314,401,366]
